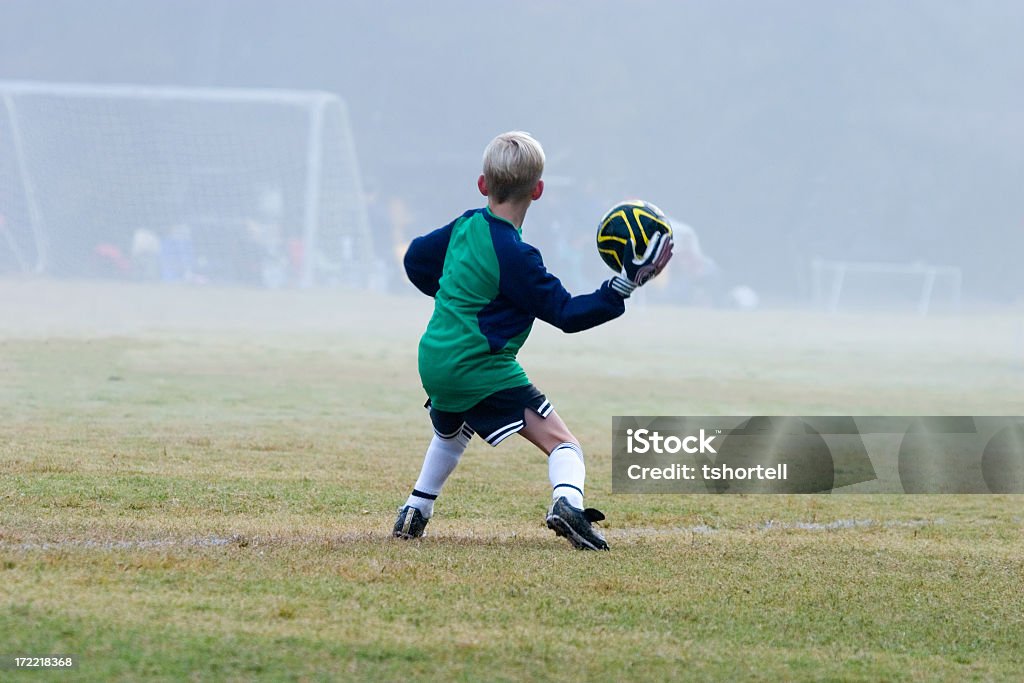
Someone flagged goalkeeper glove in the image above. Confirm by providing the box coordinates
[609,232,674,298]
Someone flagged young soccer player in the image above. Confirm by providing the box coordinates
[394,131,672,550]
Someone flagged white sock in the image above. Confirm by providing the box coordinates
[405,431,469,518]
[548,442,585,509]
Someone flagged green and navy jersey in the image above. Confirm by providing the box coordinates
[404,206,625,412]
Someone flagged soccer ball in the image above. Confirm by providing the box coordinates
[596,200,673,273]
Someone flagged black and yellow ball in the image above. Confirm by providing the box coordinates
[596,199,672,273]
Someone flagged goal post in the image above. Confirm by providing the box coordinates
[811,258,963,315]
[0,80,371,287]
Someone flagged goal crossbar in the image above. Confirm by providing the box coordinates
[0,80,336,106]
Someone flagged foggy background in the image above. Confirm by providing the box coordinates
[1,0,1021,306]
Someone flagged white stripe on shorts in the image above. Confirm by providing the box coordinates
[485,419,525,445]
[434,423,466,439]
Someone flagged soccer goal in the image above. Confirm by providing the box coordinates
[810,258,963,315]
[0,80,370,287]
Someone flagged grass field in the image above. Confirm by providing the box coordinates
[1,280,1023,681]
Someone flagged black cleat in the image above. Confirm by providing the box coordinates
[545,496,609,551]
[392,505,429,539]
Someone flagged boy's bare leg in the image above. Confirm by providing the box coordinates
[520,408,586,509]
[521,408,609,550]
[519,407,577,453]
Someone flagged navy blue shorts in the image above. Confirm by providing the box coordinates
[426,384,554,446]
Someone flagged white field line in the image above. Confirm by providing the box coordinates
[3,536,246,551]
[613,518,947,538]
[0,518,958,551]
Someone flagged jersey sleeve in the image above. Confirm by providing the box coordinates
[493,229,625,333]
[403,222,455,297]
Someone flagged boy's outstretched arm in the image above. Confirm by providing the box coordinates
[495,234,626,333]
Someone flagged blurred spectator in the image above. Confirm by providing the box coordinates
[365,185,395,291]
[92,242,132,278]
[246,186,288,288]
[662,216,721,306]
[159,222,199,283]
[388,195,415,266]
[131,228,161,281]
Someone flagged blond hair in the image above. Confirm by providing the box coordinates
[482,131,545,203]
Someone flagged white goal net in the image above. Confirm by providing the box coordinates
[0,81,370,287]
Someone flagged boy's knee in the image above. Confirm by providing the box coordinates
[541,423,579,455]
[553,430,578,449]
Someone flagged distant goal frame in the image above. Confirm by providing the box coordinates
[811,257,963,316]
[0,80,370,287]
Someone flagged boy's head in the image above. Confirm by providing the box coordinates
[479,131,545,204]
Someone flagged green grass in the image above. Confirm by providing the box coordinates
[1,281,1023,681]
